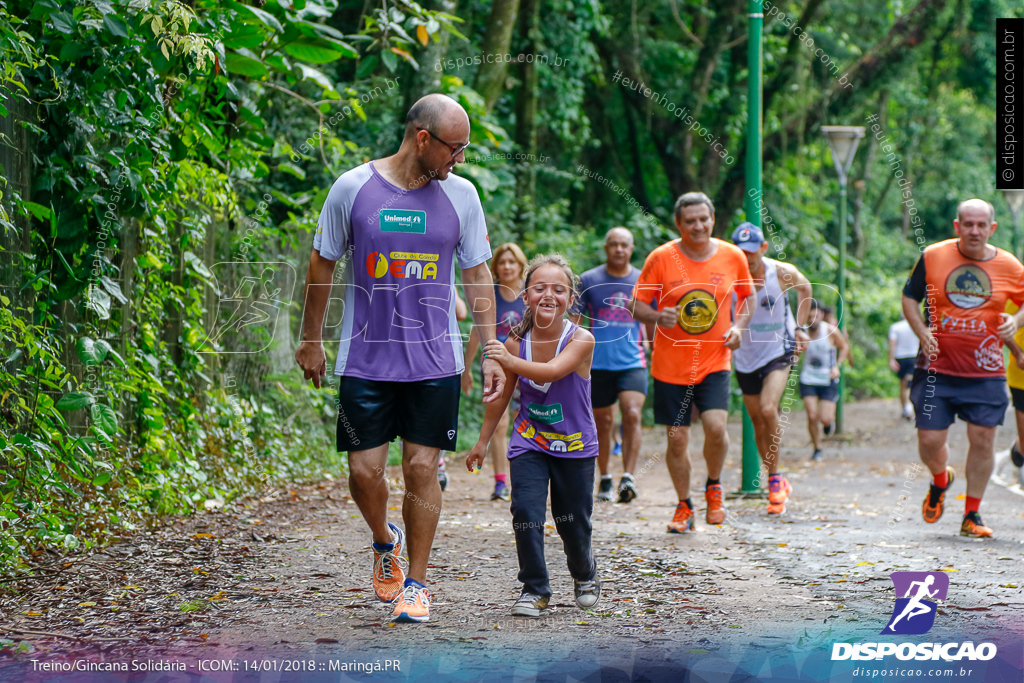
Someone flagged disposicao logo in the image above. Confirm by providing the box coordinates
[883,571,947,635]
[830,571,997,662]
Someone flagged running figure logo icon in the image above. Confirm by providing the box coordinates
[882,571,949,635]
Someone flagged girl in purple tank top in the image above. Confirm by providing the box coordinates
[461,242,528,502]
[466,255,601,617]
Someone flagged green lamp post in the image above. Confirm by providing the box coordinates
[740,0,763,495]
[820,125,865,435]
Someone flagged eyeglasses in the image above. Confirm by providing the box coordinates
[416,126,470,157]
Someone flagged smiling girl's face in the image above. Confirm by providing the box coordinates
[523,263,573,329]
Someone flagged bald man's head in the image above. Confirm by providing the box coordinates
[603,226,635,271]
[404,94,467,141]
[605,227,634,245]
[956,198,995,224]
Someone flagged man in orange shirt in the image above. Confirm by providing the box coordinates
[903,198,1024,538]
[630,192,756,532]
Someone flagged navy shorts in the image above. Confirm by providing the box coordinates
[799,380,838,402]
[653,371,730,427]
[337,375,460,452]
[910,370,1008,430]
[894,357,915,381]
[590,367,649,408]
[736,353,796,396]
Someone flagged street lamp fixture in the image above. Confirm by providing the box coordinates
[821,126,865,183]
[820,125,865,435]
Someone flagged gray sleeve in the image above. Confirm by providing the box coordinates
[446,176,491,269]
[313,169,365,261]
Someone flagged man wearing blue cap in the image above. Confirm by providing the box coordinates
[731,223,812,514]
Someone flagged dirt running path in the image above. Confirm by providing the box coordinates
[2,399,1023,680]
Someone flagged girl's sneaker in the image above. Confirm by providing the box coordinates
[511,592,549,617]
[574,579,601,609]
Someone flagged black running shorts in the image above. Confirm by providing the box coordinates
[653,370,730,427]
[337,375,460,452]
[590,367,649,408]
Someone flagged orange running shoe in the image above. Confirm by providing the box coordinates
[372,522,406,602]
[667,500,695,533]
[921,467,954,524]
[392,582,431,623]
[960,512,993,538]
[705,484,726,525]
[767,475,791,515]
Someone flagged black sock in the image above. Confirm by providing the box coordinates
[706,478,720,488]
[684,497,694,510]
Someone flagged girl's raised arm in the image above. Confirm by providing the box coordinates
[482,328,594,385]
[465,339,520,472]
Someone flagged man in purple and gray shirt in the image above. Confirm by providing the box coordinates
[295,94,503,624]
[572,227,649,504]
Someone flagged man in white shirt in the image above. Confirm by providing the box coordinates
[888,313,919,420]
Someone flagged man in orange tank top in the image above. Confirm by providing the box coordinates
[630,192,755,532]
[902,198,1024,538]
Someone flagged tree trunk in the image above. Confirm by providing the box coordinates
[853,91,886,256]
[164,222,184,367]
[513,0,539,237]
[474,0,521,112]
[118,218,139,445]
[0,89,35,311]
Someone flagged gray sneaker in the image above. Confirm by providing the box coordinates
[511,592,550,617]
[574,578,601,609]
[596,477,614,502]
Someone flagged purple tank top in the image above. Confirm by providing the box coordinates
[494,282,526,343]
[507,321,598,459]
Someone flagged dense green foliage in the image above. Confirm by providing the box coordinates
[1,0,1020,575]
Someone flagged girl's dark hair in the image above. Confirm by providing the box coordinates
[510,254,579,341]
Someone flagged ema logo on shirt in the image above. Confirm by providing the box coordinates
[379,209,427,234]
[366,251,440,280]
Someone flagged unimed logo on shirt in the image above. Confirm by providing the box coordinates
[380,209,426,234]
[527,403,563,424]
